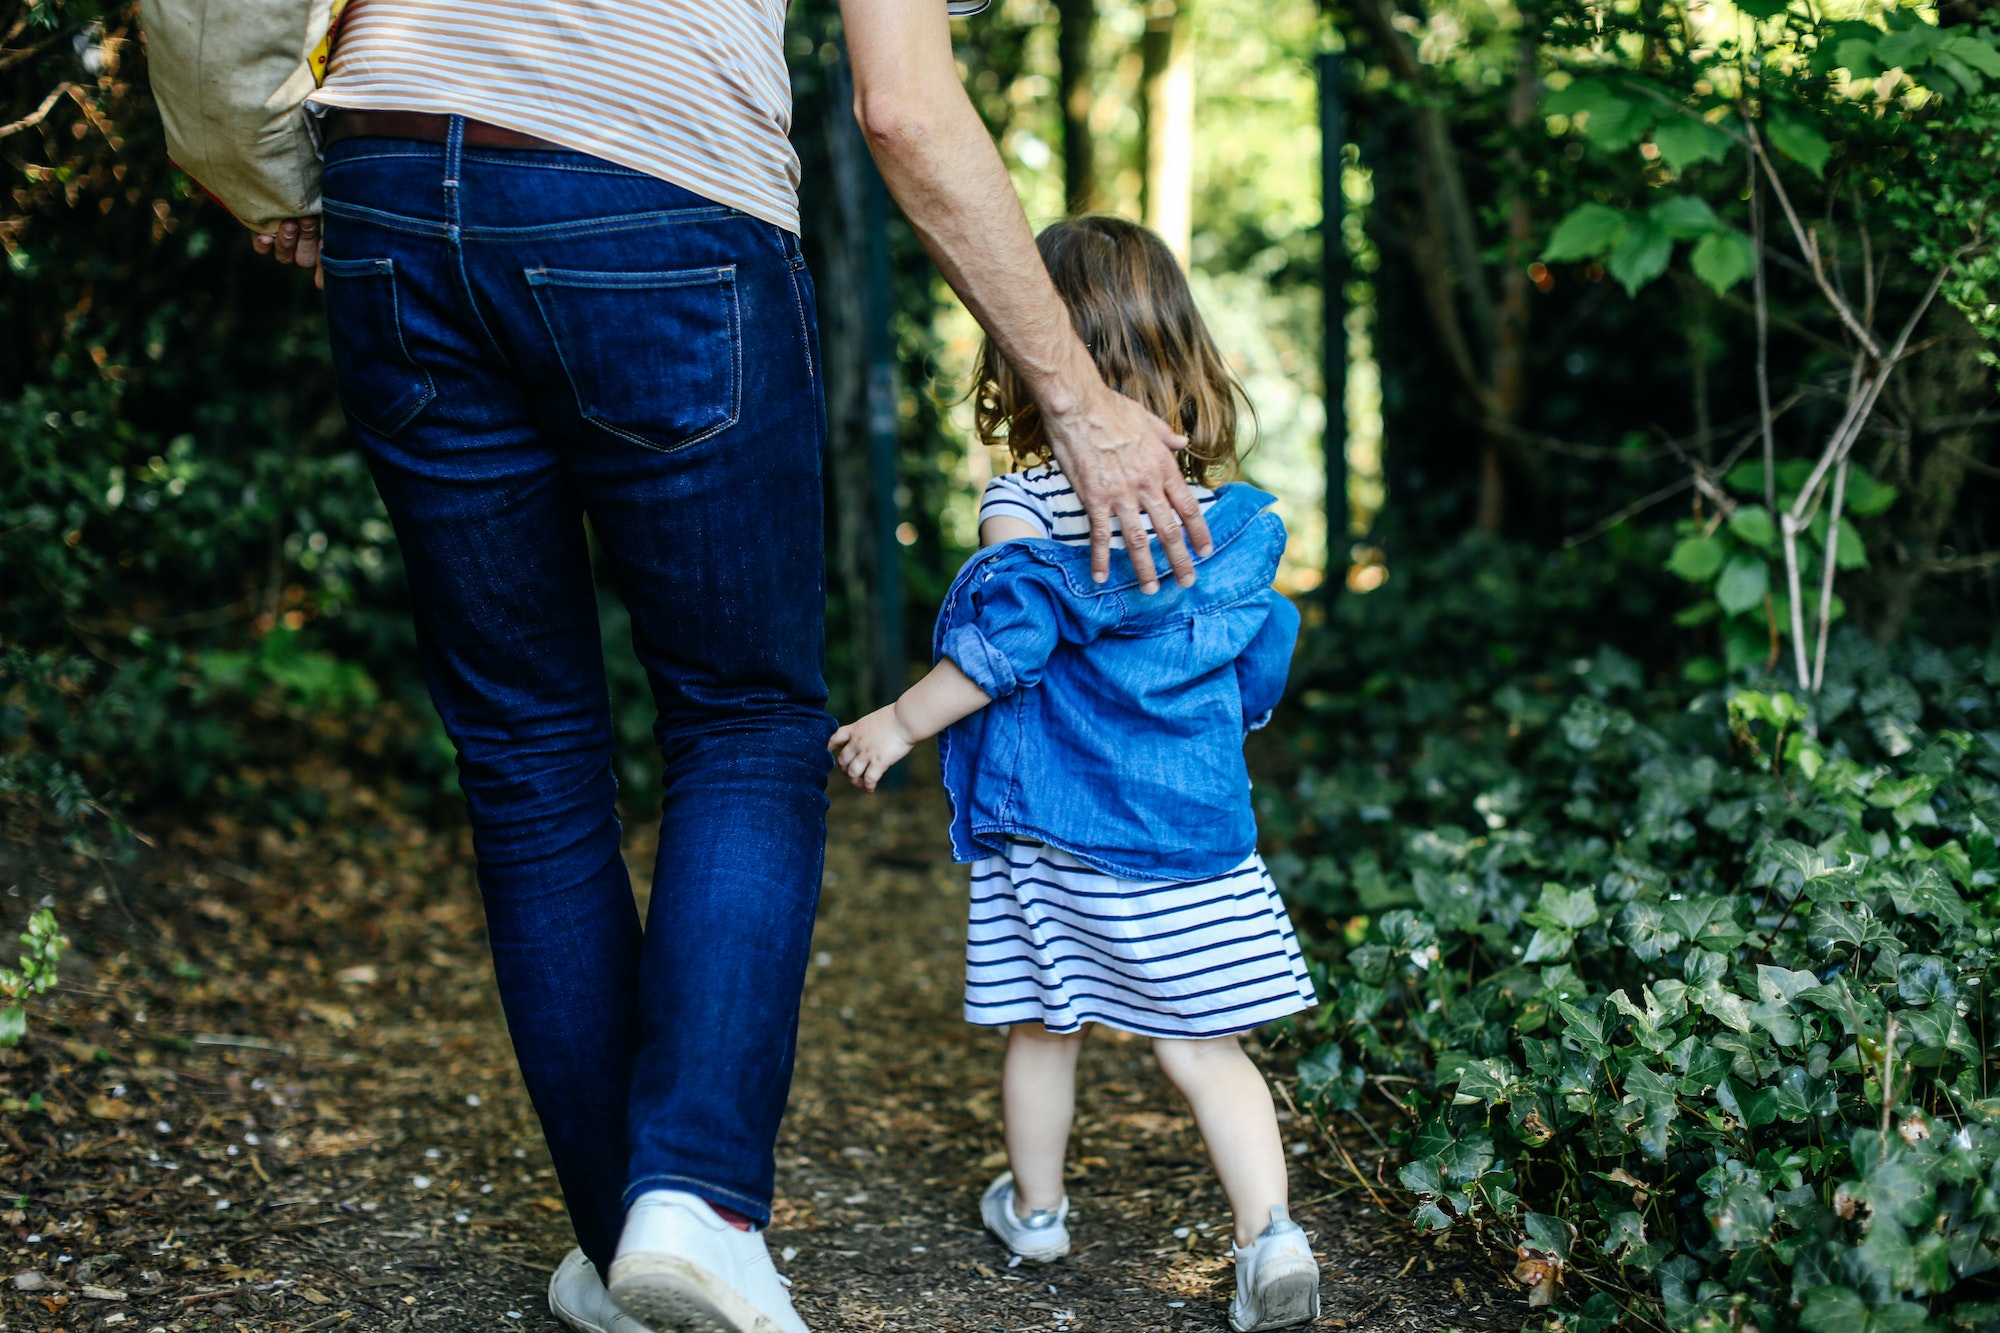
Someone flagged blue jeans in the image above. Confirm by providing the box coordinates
[318,122,833,1271]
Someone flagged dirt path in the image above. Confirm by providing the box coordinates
[2,776,1523,1333]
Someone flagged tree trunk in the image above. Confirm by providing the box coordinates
[816,56,885,717]
[1141,0,1194,259]
[1058,0,1097,213]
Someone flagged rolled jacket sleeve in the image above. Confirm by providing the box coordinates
[939,556,1071,699]
[1234,589,1300,730]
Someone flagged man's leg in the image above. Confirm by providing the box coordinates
[320,137,641,1270]
[572,225,835,1223]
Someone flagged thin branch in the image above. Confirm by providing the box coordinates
[1787,263,1953,526]
[1564,476,1695,548]
[0,80,71,139]
[1782,514,1811,688]
[1810,456,1847,692]
[1925,551,2000,575]
[1741,112,1883,360]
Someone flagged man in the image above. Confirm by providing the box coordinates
[257,1,1213,1329]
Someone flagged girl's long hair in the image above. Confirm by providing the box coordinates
[973,216,1252,485]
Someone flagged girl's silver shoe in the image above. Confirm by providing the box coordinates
[1229,1205,1321,1332]
[979,1171,1071,1262]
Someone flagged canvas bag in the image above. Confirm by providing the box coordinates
[139,0,346,232]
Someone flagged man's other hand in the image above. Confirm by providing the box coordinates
[252,217,323,287]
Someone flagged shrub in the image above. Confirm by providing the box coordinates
[1273,554,2000,1331]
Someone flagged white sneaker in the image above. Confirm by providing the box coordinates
[547,1249,653,1333]
[979,1172,1070,1262]
[1228,1205,1320,1332]
[606,1191,809,1333]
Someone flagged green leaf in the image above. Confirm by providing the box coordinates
[1652,117,1734,169]
[1940,30,2000,78]
[1608,215,1674,295]
[1707,1184,1775,1249]
[1766,112,1832,178]
[1836,36,1886,77]
[1455,1056,1522,1107]
[1801,1286,1871,1333]
[0,1003,23,1047]
[1297,1042,1361,1111]
[1843,466,1899,515]
[1523,1212,1572,1260]
[1522,926,1575,964]
[1652,195,1722,239]
[1836,517,1867,569]
[1544,203,1627,262]
[1602,1211,1647,1258]
[1528,882,1601,930]
[1716,553,1771,615]
[1668,534,1726,581]
[1692,230,1756,294]
[1771,1065,1838,1120]
[1400,1159,1444,1195]
[1734,0,1790,16]
[1888,865,1968,927]
[1728,504,1777,550]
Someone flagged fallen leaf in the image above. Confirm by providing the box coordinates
[335,965,378,986]
[302,1002,357,1030]
[301,1288,332,1305]
[86,1097,132,1121]
[80,1285,127,1301]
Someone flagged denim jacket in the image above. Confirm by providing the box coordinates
[935,483,1299,881]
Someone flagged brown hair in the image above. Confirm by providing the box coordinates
[974,216,1251,486]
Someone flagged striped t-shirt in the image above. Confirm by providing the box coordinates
[979,461,1218,549]
[311,0,991,234]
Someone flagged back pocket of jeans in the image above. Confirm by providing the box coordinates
[527,265,741,453]
[320,256,436,438]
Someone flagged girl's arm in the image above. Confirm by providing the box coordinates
[829,658,992,792]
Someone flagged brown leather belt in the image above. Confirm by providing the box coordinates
[323,110,569,153]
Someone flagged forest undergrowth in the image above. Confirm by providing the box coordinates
[0,768,1520,1333]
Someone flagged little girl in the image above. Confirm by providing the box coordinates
[829,216,1321,1333]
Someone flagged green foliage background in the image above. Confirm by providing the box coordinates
[5,0,2000,1330]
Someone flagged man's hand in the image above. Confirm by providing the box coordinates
[840,0,1213,593]
[1043,376,1212,590]
[829,705,917,792]
[252,217,323,288]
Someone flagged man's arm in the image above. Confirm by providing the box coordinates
[839,0,1213,593]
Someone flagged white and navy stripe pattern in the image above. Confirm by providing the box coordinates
[312,0,805,232]
[965,841,1318,1038]
[979,462,1218,548]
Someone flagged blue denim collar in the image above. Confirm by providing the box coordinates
[955,481,1279,599]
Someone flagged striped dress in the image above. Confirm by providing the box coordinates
[965,465,1319,1039]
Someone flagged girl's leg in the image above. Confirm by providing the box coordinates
[1152,1036,1290,1246]
[1003,1024,1089,1213]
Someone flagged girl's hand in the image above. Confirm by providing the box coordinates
[829,705,917,792]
